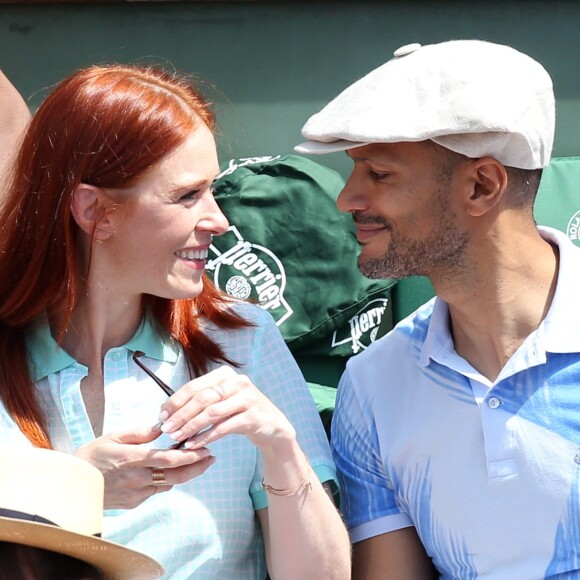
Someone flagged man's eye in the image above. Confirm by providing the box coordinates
[370,170,390,180]
[180,190,200,202]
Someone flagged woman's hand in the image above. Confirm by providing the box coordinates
[75,425,215,509]
[158,365,351,579]
[158,365,297,453]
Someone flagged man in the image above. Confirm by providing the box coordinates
[296,40,579,578]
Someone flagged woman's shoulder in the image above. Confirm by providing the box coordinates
[221,299,276,328]
[202,299,278,338]
[202,300,288,374]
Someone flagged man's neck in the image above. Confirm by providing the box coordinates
[431,227,559,382]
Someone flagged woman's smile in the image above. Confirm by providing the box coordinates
[174,246,210,270]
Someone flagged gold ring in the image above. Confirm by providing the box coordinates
[151,467,167,486]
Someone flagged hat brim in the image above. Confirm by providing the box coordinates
[294,139,367,154]
[0,517,164,580]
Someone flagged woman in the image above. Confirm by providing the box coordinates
[0,65,350,578]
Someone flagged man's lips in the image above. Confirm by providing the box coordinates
[354,223,388,244]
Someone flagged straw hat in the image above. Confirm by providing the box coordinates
[0,446,164,579]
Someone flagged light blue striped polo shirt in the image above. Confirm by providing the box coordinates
[332,227,580,578]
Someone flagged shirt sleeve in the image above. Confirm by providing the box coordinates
[244,307,338,510]
[331,367,413,542]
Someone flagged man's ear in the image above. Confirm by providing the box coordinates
[71,183,116,240]
[464,157,508,218]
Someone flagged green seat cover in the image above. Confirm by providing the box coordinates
[533,157,580,245]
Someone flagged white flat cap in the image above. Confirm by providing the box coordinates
[296,40,555,169]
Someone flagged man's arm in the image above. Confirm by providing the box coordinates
[0,70,31,186]
[353,528,438,580]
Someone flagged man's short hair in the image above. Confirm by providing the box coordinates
[427,140,543,207]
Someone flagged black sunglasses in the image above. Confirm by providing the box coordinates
[132,350,185,449]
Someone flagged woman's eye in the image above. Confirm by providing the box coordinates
[180,189,200,202]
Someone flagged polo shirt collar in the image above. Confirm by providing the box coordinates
[419,298,453,368]
[420,226,580,368]
[27,315,179,382]
[539,226,580,352]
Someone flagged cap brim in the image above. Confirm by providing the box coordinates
[294,139,367,154]
[0,517,164,580]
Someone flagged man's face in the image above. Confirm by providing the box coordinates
[337,141,469,280]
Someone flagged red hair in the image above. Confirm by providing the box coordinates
[0,64,249,448]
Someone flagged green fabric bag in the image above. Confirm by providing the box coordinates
[209,155,395,425]
[533,157,580,245]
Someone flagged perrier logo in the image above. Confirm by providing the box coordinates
[567,209,580,247]
[331,298,389,354]
[206,226,293,326]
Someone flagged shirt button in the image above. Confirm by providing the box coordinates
[574,452,580,465]
[112,352,122,362]
[487,397,501,410]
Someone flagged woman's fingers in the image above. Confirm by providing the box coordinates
[159,368,248,435]
[158,385,224,435]
[146,454,217,496]
[158,369,296,451]
[75,430,217,509]
[159,365,237,421]
[160,371,261,441]
[143,445,213,469]
[183,413,249,449]
[112,423,167,445]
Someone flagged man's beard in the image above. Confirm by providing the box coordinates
[355,189,469,280]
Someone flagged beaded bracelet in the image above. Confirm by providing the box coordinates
[261,459,312,496]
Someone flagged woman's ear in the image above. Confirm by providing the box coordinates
[71,183,116,240]
[464,157,508,217]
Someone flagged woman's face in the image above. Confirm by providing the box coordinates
[102,123,228,300]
